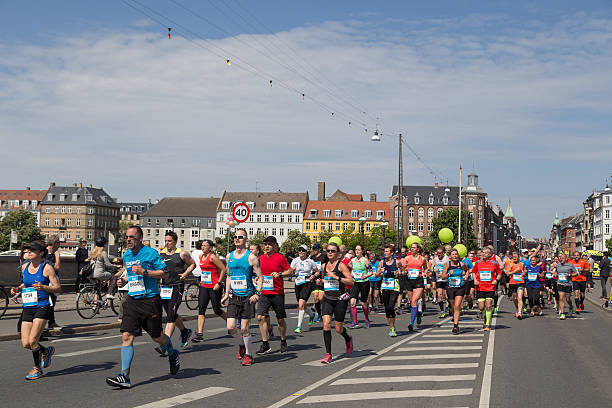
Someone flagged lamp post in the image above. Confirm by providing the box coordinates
[359,216,366,247]
[380,221,388,249]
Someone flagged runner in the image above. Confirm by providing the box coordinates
[192,240,227,343]
[505,251,526,319]
[11,241,61,380]
[221,228,263,366]
[106,226,180,389]
[568,251,590,314]
[320,242,354,364]
[348,244,373,329]
[310,243,327,323]
[402,242,428,332]
[462,251,475,312]
[289,244,318,333]
[431,247,449,318]
[44,235,61,330]
[442,249,469,334]
[554,253,575,320]
[155,231,196,356]
[544,257,556,307]
[379,245,401,336]
[472,247,502,331]
[525,255,544,316]
[368,251,382,312]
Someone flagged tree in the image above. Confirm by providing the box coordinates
[0,210,44,251]
[311,227,398,255]
[116,220,131,252]
[424,208,478,253]
[606,237,612,253]
[280,230,312,255]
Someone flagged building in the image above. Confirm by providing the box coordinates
[485,202,506,253]
[303,182,389,242]
[557,214,581,254]
[40,182,120,251]
[0,187,48,226]
[592,186,612,252]
[119,200,154,224]
[216,191,308,245]
[462,173,490,247]
[583,194,595,250]
[141,197,219,252]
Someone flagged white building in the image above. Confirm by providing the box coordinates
[216,191,308,245]
[592,186,612,252]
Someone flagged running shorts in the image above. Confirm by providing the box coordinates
[436,281,447,290]
[121,295,163,338]
[508,284,525,294]
[350,281,370,303]
[256,294,287,318]
[476,290,495,301]
[227,295,256,319]
[161,284,183,323]
[21,305,51,322]
[405,276,425,291]
[321,297,348,322]
[295,282,313,302]
[446,285,468,299]
[557,284,572,294]
[572,281,586,293]
[369,280,382,291]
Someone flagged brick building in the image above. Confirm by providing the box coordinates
[0,187,48,226]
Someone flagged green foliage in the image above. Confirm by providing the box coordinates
[280,230,312,255]
[214,229,235,255]
[117,220,131,251]
[0,210,44,251]
[424,208,478,253]
[313,227,397,256]
[606,237,612,253]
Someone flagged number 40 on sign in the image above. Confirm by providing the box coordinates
[232,202,250,224]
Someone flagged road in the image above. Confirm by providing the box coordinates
[3,293,612,408]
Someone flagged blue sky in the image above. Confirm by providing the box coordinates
[1,1,612,239]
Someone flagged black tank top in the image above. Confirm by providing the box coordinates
[160,248,185,285]
[322,260,345,301]
[383,259,397,279]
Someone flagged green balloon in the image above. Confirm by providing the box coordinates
[454,243,467,258]
[438,228,454,243]
[406,235,422,247]
[328,236,342,246]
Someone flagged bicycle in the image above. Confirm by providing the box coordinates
[0,285,8,318]
[76,278,119,319]
[184,282,199,311]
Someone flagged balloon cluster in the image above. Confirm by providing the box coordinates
[225,214,236,227]
[405,235,422,247]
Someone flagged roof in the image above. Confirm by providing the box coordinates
[218,191,308,213]
[327,189,363,201]
[43,185,118,207]
[143,197,219,218]
[305,200,389,221]
[118,202,153,214]
[391,185,460,206]
[0,189,48,210]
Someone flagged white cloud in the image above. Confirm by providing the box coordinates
[1,10,611,237]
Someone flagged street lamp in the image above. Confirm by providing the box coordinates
[380,221,388,248]
[359,216,367,247]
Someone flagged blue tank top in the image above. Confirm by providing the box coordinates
[369,261,381,281]
[23,261,50,308]
[447,262,465,288]
[228,250,254,296]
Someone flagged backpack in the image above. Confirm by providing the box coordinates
[80,261,94,280]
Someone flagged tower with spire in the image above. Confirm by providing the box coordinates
[504,200,515,224]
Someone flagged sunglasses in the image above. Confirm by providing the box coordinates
[298,248,307,252]
[234,236,245,240]
[326,249,337,253]
[125,235,138,239]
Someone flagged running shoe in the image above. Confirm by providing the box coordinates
[452,326,459,335]
[25,367,44,381]
[484,325,490,331]
[408,324,414,332]
[389,327,397,337]
[347,322,360,329]
[439,311,446,318]
[493,307,498,315]
[553,304,558,310]
[237,345,246,360]
[530,311,535,317]
[416,312,422,325]
[154,346,167,357]
[321,353,333,364]
[575,308,581,315]
[345,336,353,355]
[559,313,566,320]
[168,350,180,375]
[106,373,131,388]
[257,343,272,355]
[363,320,370,329]
[191,333,204,343]
[280,340,288,353]
[241,354,253,366]
[314,315,322,323]
[517,313,522,320]
[41,346,55,369]
[580,302,585,310]
[294,326,302,334]
[395,307,402,315]
[180,328,192,348]
[308,313,316,326]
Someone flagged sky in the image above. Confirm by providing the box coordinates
[1,0,612,238]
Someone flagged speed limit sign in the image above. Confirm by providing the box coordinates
[232,202,250,223]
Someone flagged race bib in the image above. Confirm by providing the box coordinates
[22,287,38,307]
[201,271,212,285]
[558,273,568,282]
[480,271,492,282]
[382,278,395,290]
[408,268,420,279]
[324,276,339,291]
[128,275,146,296]
[545,272,553,279]
[231,276,247,290]
[315,262,322,270]
[512,273,523,282]
[448,277,461,288]
[160,285,173,300]
[352,270,364,279]
[527,273,538,281]
[295,275,307,285]
[262,276,274,291]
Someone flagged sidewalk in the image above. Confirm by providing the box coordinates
[583,278,611,314]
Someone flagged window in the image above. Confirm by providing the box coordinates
[247,202,255,209]
[88,219,93,227]
[366,223,371,232]
[428,208,434,218]
[418,208,424,218]
[478,211,482,220]
[61,206,65,214]
[469,198,475,205]
[376,210,385,219]
[191,230,199,238]
[72,193,78,201]
[606,224,610,234]
[429,196,434,205]
[85,194,93,201]
[313,222,318,231]
[323,210,331,218]
[267,202,275,210]
[279,202,288,210]
[606,195,610,204]
[328,223,333,231]
[75,232,80,239]
[249,215,254,222]
[264,215,270,222]
[47,193,53,201]
[408,208,414,218]
[443,196,449,205]
[364,210,372,218]
[306,222,311,231]
[343,223,348,231]
[287,215,293,223]
[207,219,212,228]
[249,228,254,236]
[309,210,318,218]
[414,196,420,204]
[279,228,284,236]
[335,210,342,217]
[606,210,610,219]
[222,201,230,209]
[408,222,414,231]
[59,194,66,202]
[54,218,59,226]
[77,207,82,214]
[280,215,284,223]
[257,214,262,222]
[438,208,443,216]
[264,228,269,235]
[87,232,93,240]
[428,222,433,231]
[54,207,59,214]
[68,207,72,214]
[351,210,359,218]
[272,214,277,223]
[87,207,94,215]
[292,202,300,210]
[218,214,224,222]
[60,232,64,240]
[44,219,50,226]
[321,223,326,231]
[67,218,72,226]
[295,215,300,223]
[478,225,482,234]
[272,228,277,236]
[181,219,185,226]
[219,228,224,235]
[418,222,424,231]
[45,206,50,214]
[76,218,81,226]
[335,223,341,231]
[479,198,484,206]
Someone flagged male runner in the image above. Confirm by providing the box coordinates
[568,251,590,313]
[472,247,502,331]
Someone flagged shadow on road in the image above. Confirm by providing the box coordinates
[136,367,222,387]
[46,361,117,377]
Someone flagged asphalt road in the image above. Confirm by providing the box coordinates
[3,293,612,408]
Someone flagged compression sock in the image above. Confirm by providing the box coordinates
[350,306,358,323]
[485,310,492,325]
[243,335,252,356]
[323,330,332,353]
[438,301,444,311]
[417,298,423,313]
[297,310,305,328]
[315,302,322,316]
[121,345,134,376]
[159,335,175,355]
[410,307,418,325]
[32,346,42,368]
[340,327,351,342]
[493,293,499,308]
[363,305,370,322]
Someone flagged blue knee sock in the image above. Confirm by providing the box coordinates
[410,307,418,325]
[159,334,175,355]
[121,345,134,375]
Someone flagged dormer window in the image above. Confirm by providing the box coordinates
[47,193,53,201]
[222,201,230,210]
[309,209,318,218]
[428,195,434,205]
[351,210,359,218]
[59,194,66,202]
[335,210,342,217]
[323,210,331,218]
[85,194,93,201]
[279,202,288,210]
[364,210,372,218]
[267,202,275,210]
[443,196,449,205]
[414,196,420,204]
[72,194,78,201]
[292,202,300,210]
[246,202,255,209]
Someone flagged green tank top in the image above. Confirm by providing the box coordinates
[350,256,368,282]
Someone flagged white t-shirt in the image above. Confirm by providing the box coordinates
[191,250,203,277]
[291,257,317,278]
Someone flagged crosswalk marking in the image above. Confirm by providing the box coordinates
[330,374,476,385]
[396,346,483,352]
[359,363,479,371]
[411,339,483,344]
[422,333,484,338]
[378,353,480,361]
[55,342,148,357]
[131,387,233,408]
[296,388,473,403]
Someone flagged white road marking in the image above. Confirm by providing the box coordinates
[379,353,481,361]
[55,342,148,357]
[131,387,233,408]
[359,363,479,371]
[297,388,473,403]
[423,333,484,338]
[330,374,476,385]
[411,339,483,344]
[478,295,502,408]
[396,345,483,352]
[52,334,121,343]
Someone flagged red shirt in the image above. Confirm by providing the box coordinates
[473,259,501,292]
[260,252,290,295]
[199,253,220,288]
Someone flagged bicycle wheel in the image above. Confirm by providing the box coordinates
[109,290,121,316]
[76,287,99,319]
[184,283,199,311]
[0,287,8,319]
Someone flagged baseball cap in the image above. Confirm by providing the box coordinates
[298,244,309,251]
[263,236,278,244]
[312,243,322,249]
[522,249,528,253]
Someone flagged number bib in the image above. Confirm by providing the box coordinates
[512,273,523,282]
[448,277,462,288]
[558,273,568,282]
[22,287,38,307]
[201,271,212,285]
[527,273,538,281]
[545,272,553,279]
[295,275,307,285]
[262,276,274,291]
[480,271,492,281]
[128,275,146,296]
[435,265,444,282]
[352,270,364,280]
[324,276,339,291]
[160,285,173,300]
[408,268,420,279]
[231,276,247,290]
[382,278,395,290]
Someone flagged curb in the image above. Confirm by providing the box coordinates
[584,294,612,315]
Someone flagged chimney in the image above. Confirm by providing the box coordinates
[370,193,377,202]
[50,182,55,187]
[317,181,326,201]
[79,183,83,188]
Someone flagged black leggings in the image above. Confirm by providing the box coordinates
[198,286,224,316]
[381,290,399,318]
[526,286,540,309]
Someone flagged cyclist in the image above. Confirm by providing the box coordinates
[90,236,118,299]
